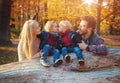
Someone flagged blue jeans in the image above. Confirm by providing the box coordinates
[42,44,60,63]
[61,45,83,59]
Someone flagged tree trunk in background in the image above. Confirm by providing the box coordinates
[0,0,11,45]
[96,0,102,35]
[44,1,48,24]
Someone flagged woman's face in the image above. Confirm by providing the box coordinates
[34,26,41,35]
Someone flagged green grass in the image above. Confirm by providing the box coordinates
[0,45,18,65]
[10,27,21,38]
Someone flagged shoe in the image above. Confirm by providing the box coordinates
[65,55,71,64]
[53,59,63,67]
[40,58,50,67]
[78,58,85,66]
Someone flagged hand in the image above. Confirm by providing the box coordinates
[38,50,42,57]
[77,40,88,51]
[33,50,42,59]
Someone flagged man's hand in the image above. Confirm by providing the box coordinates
[77,40,88,51]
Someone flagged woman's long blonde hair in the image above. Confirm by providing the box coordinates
[20,20,39,59]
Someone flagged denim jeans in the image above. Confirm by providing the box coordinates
[61,45,83,59]
[42,44,60,63]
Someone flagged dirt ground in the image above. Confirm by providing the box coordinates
[102,35,120,47]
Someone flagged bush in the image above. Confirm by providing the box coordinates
[10,27,21,38]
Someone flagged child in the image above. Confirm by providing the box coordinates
[37,21,63,67]
[59,20,84,66]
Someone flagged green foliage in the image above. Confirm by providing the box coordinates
[10,27,21,38]
[0,45,18,65]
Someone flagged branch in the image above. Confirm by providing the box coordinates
[100,12,114,22]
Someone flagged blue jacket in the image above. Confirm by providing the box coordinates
[37,31,63,50]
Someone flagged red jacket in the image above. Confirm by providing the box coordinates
[60,30,72,47]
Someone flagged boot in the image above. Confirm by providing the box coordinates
[65,55,71,64]
[78,58,85,66]
[40,58,50,67]
[53,59,63,67]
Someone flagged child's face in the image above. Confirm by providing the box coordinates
[59,25,67,33]
[51,22,59,33]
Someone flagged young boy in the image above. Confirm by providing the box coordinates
[37,21,63,67]
[59,20,84,66]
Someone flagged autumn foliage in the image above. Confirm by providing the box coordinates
[10,0,120,35]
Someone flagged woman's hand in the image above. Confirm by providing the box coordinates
[33,50,42,59]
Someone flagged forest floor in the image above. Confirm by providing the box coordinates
[0,35,120,65]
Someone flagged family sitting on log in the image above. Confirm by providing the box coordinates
[17,15,108,67]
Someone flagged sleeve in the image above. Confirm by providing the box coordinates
[73,33,82,43]
[37,33,42,39]
[57,35,64,50]
[37,31,47,50]
[17,40,26,61]
[70,31,82,44]
[87,38,108,55]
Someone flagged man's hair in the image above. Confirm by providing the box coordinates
[80,15,96,30]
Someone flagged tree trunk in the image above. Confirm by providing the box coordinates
[0,0,12,45]
[96,0,102,35]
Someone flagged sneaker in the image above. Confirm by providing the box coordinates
[65,55,71,64]
[53,59,63,67]
[78,58,85,66]
[40,58,50,67]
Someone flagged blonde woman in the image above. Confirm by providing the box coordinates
[17,20,41,61]
[37,21,63,67]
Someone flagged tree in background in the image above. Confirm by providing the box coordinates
[0,0,11,45]
[6,0,120,39]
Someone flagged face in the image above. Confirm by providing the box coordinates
[77,20,88,35]
[34,25,41,35]
[51,22,59,33]
[59,25,67,33]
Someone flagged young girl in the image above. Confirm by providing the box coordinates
[18,20,41,61]
[37,21,63,67]
[59,20,84,66]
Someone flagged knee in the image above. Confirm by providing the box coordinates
[62,47,67,52]
[54,49,60,54]
[74,47,81,52]
[44,44,50,49]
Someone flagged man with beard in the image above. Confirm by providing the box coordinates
[77,15,108,55]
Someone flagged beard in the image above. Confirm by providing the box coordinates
[78,29,88,36]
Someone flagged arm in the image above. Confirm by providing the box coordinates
[72,33,82,43]
[70,31,82,44]
[57,35,64,50]
[87,39,108,55]
[37,31,48,50]
[78,39,108,55]
[32,50,42,59]
[17,40,26,61]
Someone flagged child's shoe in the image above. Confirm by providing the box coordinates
[53,59,63,67]
[40,58,50,67]
[78,58,85,66]
[65,55,71,64]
